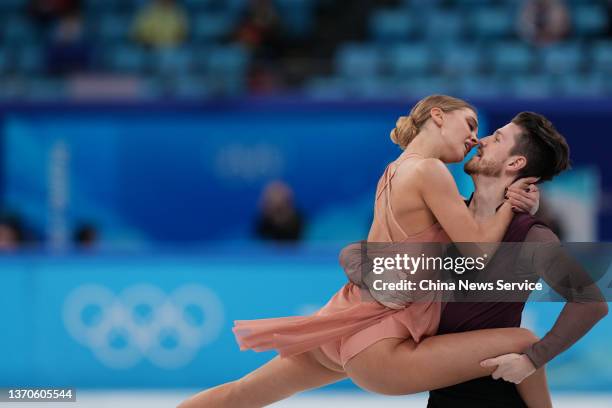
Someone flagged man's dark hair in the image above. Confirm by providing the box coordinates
[511,112,571,182]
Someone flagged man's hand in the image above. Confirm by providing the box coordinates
[480,353,536,384]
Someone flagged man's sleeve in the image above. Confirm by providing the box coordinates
[339,241,366,287]
[521,225,608,368]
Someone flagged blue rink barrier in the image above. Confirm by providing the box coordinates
[0,249,610,391]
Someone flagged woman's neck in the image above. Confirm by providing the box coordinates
[400,131,441,160]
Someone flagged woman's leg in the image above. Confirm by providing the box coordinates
[516,366,550,408]
[344,327,551,407]
[178,349,346,408]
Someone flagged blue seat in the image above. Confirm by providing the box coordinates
[386,44,433,76]
[192,13,235,42]
[395,75,454,99]
[470,7,514,39]
[441,45,483,75]
[573,5,608,36]
[275,0,316,13]
[224,0,249,17]
[591,41,612,74]
[0,79,17,100]
[558,73,607,97]
[106,45,148,73]
[84,0,126,15]
[540,43,583,74]
[335,43,384,79]
[0,0,27,12]
[457,75,506,98]
[509,75,554,98]
[97,14,132,43]
[448,0,497,4]
[182,0,219,10]
[208,74,246,96]
[15,45,43,74]
[2,17,36,44]
[370,9,417,42]
[0,48,10,74]
[153,48,194,76]
[345,76,385,98]
[25,77,66,100]
[304,77,349,99]
[206,45,248,76]
[401,0,444,9]
[491,42,534,73]
[276,0,315,36]
[424,11,464,40]
[170,76,212,99]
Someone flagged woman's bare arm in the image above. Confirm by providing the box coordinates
[414,158,531,243]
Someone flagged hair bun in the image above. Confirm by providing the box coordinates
[390,115,417,149]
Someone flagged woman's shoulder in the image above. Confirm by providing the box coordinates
[391,158,456,200]
[395,157,449,183]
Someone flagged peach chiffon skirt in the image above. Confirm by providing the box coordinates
[233,230,448,368]
[234,284,441,368]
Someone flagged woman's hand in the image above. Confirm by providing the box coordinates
[505,177,540,215]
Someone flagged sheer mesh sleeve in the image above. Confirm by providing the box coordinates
[522,225,608,368]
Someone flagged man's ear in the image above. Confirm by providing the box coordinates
[430,107,443,127]
[507,155,527,173]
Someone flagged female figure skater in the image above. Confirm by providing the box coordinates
[179,95,549,408]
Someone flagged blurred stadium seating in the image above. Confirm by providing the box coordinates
[0,0,609,100]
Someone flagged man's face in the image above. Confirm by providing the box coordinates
[464,122,523,176]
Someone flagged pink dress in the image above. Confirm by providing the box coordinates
[233,154,450,368]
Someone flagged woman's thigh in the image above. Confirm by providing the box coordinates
[344,328,538,396]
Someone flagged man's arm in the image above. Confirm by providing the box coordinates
[521,225,608,368]
[339,242,366,287]
[482,225,608,383]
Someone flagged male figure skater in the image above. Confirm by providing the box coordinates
[355,112,608,407]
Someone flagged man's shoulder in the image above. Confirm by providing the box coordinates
[504,213,550,242]
[525,222,560,243]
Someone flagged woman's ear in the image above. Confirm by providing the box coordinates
[430,107,443,127]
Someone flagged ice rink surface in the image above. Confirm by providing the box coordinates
[1,390,610,408]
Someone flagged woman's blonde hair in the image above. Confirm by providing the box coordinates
[390,95,476,149]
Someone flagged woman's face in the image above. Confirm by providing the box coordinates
[439,108,479,163]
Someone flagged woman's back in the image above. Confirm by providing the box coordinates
[368,154,443,242]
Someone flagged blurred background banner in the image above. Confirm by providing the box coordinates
[0,99,609,247]
[0,0,611,404]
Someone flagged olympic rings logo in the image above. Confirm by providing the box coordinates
[62,284,224,370]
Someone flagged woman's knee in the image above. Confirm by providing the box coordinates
[510,327,539,350]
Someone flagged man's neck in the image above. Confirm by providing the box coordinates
[469,174,512,221]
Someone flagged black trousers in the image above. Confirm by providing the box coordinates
[427,377,527,408]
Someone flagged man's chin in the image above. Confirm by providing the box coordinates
[464,161,478,175]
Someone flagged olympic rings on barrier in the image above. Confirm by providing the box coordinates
[62,284,224,369]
